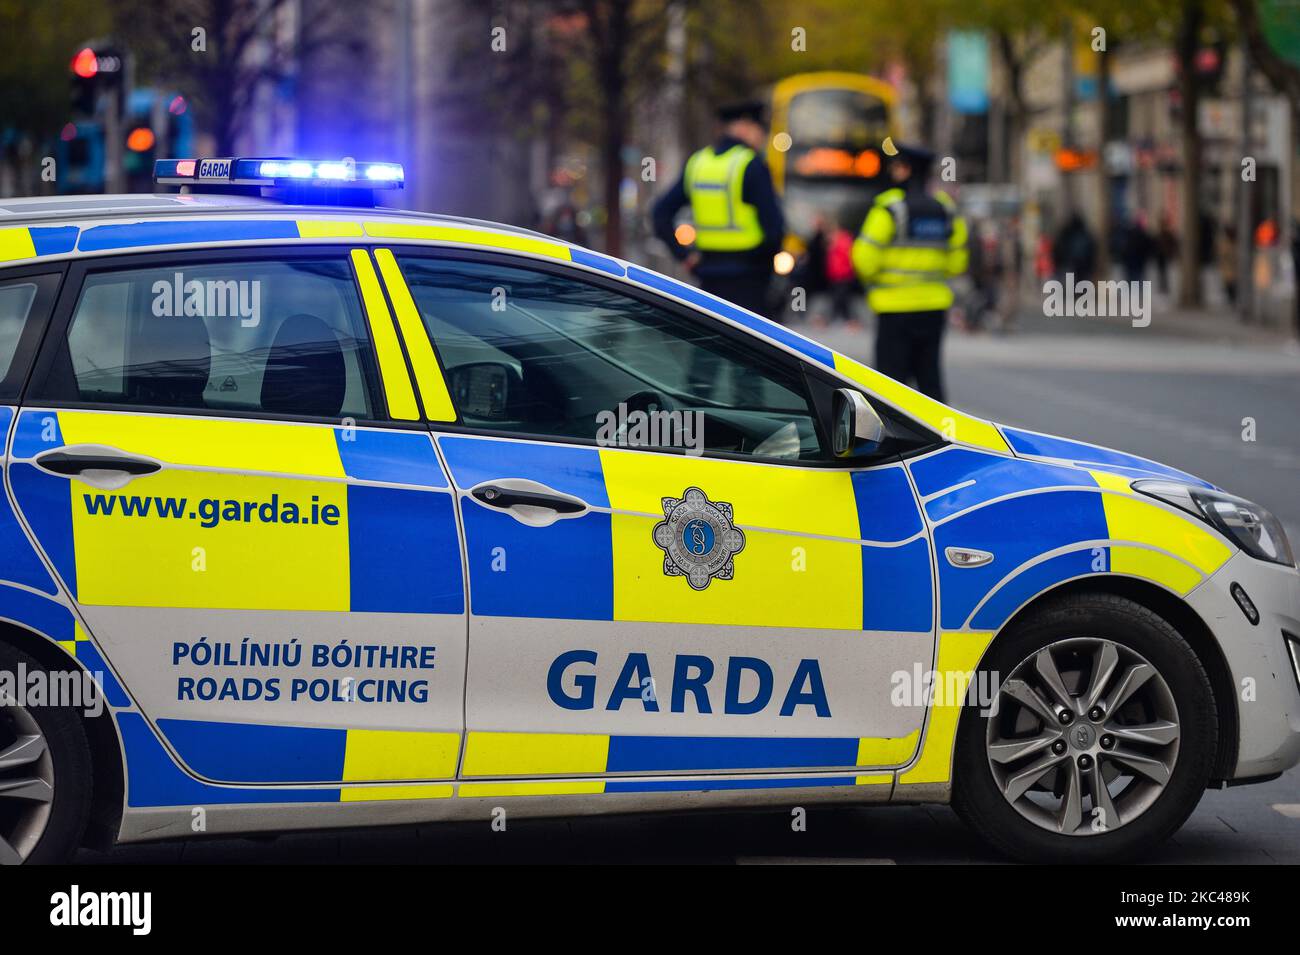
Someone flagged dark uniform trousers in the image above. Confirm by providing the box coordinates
[874,310,947,403]
[699,272,774,320]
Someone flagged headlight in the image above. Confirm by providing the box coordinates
[1133,480,1296,567]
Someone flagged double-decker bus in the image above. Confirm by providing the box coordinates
[767,71,899,246]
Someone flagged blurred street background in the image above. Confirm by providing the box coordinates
[4,0,1300,331]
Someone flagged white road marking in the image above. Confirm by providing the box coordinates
[1271,804,1300,819]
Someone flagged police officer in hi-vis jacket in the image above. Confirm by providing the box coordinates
[853,143,968,401]
[653,101,786,318]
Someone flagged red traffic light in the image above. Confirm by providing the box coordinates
[72,47,98,79]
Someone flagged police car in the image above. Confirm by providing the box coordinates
[0,157,1296,865]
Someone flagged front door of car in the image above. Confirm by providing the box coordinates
[384,249,936,788]
[8,247,467,790]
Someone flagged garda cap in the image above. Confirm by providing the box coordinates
[716,99,768,127]
[888,142,936,171]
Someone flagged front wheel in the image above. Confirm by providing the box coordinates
[952,593,1218,863]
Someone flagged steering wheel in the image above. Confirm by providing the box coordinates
[622,389,674,416]
[609,389,677,447]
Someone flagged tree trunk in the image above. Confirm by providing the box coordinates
[1176,0,1205,309]
[1096,40,1112,279]
[996,32,1026,188]
[595,0,630,256]
[601,84,625,255]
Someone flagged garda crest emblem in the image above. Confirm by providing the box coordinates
[652,487,746,590]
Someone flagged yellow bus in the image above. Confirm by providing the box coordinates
[767,72,900,245]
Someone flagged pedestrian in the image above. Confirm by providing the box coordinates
[851,143,968,401]
[1052,213,1097,282]
[966,220,1004,330]
[1154,216,1176,295]
[792,213,830,322]
[652,100,785,319]
[1218,224,1238,306]
[825,217,858,326]
[1119,211,1154,284]
[1291,218,1300,339]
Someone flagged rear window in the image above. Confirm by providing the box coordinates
[33,256,384,421]
[0,273,60,401]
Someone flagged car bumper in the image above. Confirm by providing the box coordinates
[1186,551,1300,780]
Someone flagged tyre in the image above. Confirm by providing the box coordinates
[0,641,92,864]
[952,592,1218,863]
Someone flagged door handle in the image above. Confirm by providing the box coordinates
[472,484,586,514]
[36,450,161,476]
[34,447,162,489]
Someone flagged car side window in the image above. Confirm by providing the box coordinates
[0,273,60,402]
[34,257,382,421]
[394,254,828,461]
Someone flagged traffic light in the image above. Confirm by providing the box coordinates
[121,91,193,191]
[68,43,124,118]
[70,47,98,116]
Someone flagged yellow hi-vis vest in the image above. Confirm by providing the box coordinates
[852,187,968,313]
[684,144,764,252]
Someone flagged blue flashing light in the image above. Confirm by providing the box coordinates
[155,156,404,191]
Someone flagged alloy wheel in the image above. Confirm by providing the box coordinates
[986,636,1180,836]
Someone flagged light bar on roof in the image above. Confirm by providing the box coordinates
[154,157,404,188]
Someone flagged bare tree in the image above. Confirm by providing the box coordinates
[1175,0,1206,308]
[576,0,667,255]
[110,0,353,156]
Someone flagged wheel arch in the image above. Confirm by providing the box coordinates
[982,574,1238,783]
[0,620,125,851]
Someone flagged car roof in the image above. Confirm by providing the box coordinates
[0,191,554,240]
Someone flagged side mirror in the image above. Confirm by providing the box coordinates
[832,388,886,458]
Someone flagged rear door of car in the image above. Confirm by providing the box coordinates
[0,265,70,621]
[8,243,467,792]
